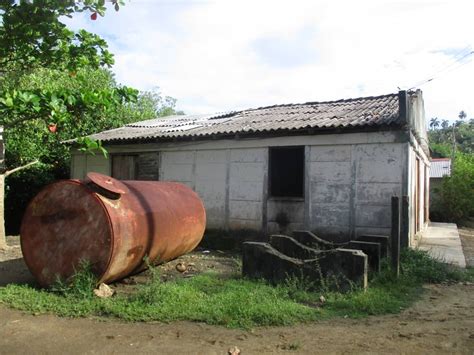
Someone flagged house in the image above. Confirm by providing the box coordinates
[70,90,430,246]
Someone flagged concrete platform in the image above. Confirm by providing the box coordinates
[419,222,466,268]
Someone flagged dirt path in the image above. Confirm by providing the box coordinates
[0,283,472,354]
[0,235,473,354]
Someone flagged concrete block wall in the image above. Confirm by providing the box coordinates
[71,154,109,179]
[228,148,265,230]
[194,150,227,229]
[70,131,427,242]
[352,143,403,238]
[309,146,352,240]
[159,151,194,185]
[159,148,266,230]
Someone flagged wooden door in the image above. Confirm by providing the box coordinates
[112,155,136,180]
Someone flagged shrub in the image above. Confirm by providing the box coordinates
[5,163,66,235]
[430,151,474,222]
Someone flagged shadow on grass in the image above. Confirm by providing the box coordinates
[0,257,35,286]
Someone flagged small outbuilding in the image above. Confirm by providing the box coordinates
[429,157,451,218]
[71,90,430,246]
[430,158,451,180]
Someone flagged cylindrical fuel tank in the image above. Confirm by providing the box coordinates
[20,172,206,287]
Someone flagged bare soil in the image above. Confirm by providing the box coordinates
[459,227,474,267]
[0,235,473,354]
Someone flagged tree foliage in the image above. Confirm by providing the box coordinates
[429,111,474,222]
[0,1,182,235]
[430,151,474,222]
[429,111,473,155]
[4,67,180,234]
[0,0,135,163]
[0,0,122,74]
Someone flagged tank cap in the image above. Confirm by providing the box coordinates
[86,172,129,195]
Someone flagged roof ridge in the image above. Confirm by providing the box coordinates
[241,92,399,112]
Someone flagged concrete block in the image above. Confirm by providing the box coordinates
[356,235,389,258]
[355,227,391,240]
[229,200,262,220]
[195,180,226,201]
[319,248,368,290]
[267,200,305,223]
[354,143,402,163]
[266,222,305,235]
[356,160,403,183]
[348,241,381,272]
[230,162,264,182]
[291,230,338,249]
[202,201,225,219]
[229,180,263,201]
[230,148,266,163]
[228,218,261,230]
[310,145,351,162]
[355,205,391,228]
[72,155,86,179]
[195,162,227,180]
[242,242,368,290]
[355,183,401,204]
[87,154,108,165]
[161,151,194,165]
[312,204,350,227]
[270,234,320,259]
[311,225,352,243]
[242,242,304,283]
[196,150,227,163]
[310,162,351,184]
[206,216,226,229]
[87,165,109,176]
[161,163,193,181]
[311,183,351,204]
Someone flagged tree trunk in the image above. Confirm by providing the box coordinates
[0,174,6,249]
[0,160,39,250]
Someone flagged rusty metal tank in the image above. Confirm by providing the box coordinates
[20,172,206,287]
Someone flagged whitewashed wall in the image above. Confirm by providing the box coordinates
[70,130,427,242]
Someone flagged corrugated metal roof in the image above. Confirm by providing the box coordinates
[89,93,401,143]
[430,159,451,178]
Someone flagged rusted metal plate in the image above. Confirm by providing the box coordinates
[21,174,206,287]
[86,172,129,195]
[20,181,113,287]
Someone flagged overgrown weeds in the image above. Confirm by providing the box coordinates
[50,260,97,299]
[0,249,471,329]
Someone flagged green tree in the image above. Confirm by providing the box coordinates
[430,151,474,222]
[429,111,474,222]
[429,117,439,130]
[0,0,127,247]
[3,68,181,235]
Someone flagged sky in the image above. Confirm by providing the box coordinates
[64,0,474,121]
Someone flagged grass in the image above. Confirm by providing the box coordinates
[0,249,472,329]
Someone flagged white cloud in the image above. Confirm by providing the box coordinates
[64,0,474,120]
